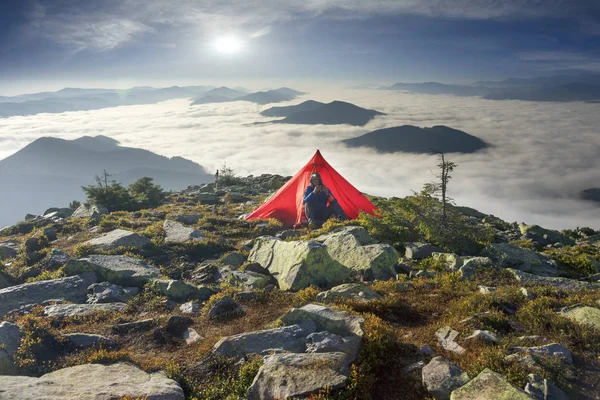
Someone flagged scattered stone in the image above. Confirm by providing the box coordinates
[435,326,466,354]
[505,353,538,367]
[481,243,558,277]
[478,285,497,294]
[87,282,139,303]
[316,283,383,303]
[164,220,205,244]
[219,252,246,268]
[519,224,575,247]
[62,333,116,349]
[222,268,274,289]
[420,344,436,356]
[112,319,155,334]
[45,249,70,269]
[166,315,194,336]
[180,327,202,345]
[44,302,127,317]
[246,352,350,400]
[520,287,537,300]
[152,279,214,302]
[24,236,42,252]
[404,242,445,260]
[558,305,600,330]
[208,295,244,320]
[403,360,426,379]
[179,301,201,314]
[0,240,19,260]
[213,323,317,359]
[0,362,184,400]
[459,257,493,279]
[305,331,359,355]
[43,207,74,219]
[0,273,97,318]
[234,291,256,302]
[0,270,13,290]
[281,304,364,337]
[172,214,203,225]
[465,330,498,344]
[0,321,23,375]
[432,253,463,271]
[422,356,470,400]
[524,373,569,400]
[517,336,547,343]
[449,368,532,400]
[507,269,600,290]
[508,320,527,332]
[64,255,160,287]
[512,343,573,364]
[86,229,153,251]
[72,204,108,221]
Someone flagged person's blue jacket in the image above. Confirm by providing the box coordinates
[303,184,335,208]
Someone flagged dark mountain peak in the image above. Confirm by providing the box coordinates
[260,100,325,117]
[72,135,121,152]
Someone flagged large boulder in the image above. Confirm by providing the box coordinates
[316,283,383,303]
[519,224,575,247]
[0,240,19,260]
[71,204,108,221]
[404,242,445,260]
[87,282,139,304]
[0,273,97,317]
[507,269,600,291]
[85,229,152,251]
[0,321,23,375]
[248,237,350,291]
[43,302,127,318]
[62,333,116,350]
[64,255,160,287]
[315,226,398,280]
[280,304,364,338]
[481,243,558,276]
[422,357,471,400]
[246,352,350,400]
[152,279,214,302]
[450,369,533,400]
[0,362,184,399]
[163,220,205,244]
[212,322,316,359]
[0,270,13,290]
[558,305,600,330]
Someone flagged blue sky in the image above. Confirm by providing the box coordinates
[1,0,600,94]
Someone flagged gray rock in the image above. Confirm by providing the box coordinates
[242,262,270,276]
[0,270,13,290]
[152,279,214,302]
[435,326,466,354]
[478,285,497,294]
[219,252,246,268]
[64,255,160,287]
[234,291,256,302]
[524,374,569,400]
[519,224,575,247]
[0,273,97,318]
[280,304,364,337]
[0,240,19,260]
[449,368,533,400]
[396,282,415,291]
[517,336,547,343]
[63,333,116,349]
[458,257,493,279]
[180,327,202,345]
[404,242,445,260]
[86,229,152,251]
[422,356,470,400]
[420,344,436,356]
[0,362,184,400]
[432,253,464,271]
[246,352,350,400]
[43,207,74,219]
[275,230,302,240]
[213,323,316,359]
[520,287,537,300]
[316,283,382,303]
[507,269,600,290]
[87,282,139,304]
[72,204,108,221]
[179,301,201,314]
[558,304,600,330]
[512,343,573,364]
[163,220,205,244]
[465,330,498,344]
[24,236,42,252]
[208,295,244,320]
[481,243,558,277]
[411,270,437,279]
[47,249,70,269]
[305,331,360,356]
[112,319,155,334]
[44,302,127,317]
[166,315,193,336]
[172,214,203,225]
[0,321,23,375]
[221,269,273,289]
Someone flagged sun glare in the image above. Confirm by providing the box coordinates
[214,36,243,54]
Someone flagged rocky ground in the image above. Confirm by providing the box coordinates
[0,174,599,399]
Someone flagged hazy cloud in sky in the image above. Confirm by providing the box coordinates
[0,89,599,229]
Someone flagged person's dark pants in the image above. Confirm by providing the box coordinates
[304,201,347,228]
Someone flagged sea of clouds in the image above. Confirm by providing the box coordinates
[1,88,599,230]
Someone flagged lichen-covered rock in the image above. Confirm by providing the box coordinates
[315,226,398,280]
[246,352,350,400]
[221,268,273,289]
[507,269,600,290]
[519,224,575,246]
[87,282,139,304]
[172,213,202,225]
[163,220,205,244]
[62,333,116,349]
[435,326,466,354]
[44,302,127,317]
[481,243,558,276]
[511,343,573,364]
[458,257,493,279]
[404,242,445,260]
[85,229,152,251]
[0,321,23,375]
[248,236,350,291]
[0,240,19,260]
[219,252,246,268]
[280,304,364,337]
[465,330,498,344]
[432,253,463,271]
[72,204,108,221]
[316,283,383,303]
[213,323,316,359]
[450,369,533,400]
[422,356,470,400]
[558,305,600,330]
[0,362,184,400]
[0,273,97,317]
[64,255,160,287]
[152,279,214,302]
[208,295,244,320]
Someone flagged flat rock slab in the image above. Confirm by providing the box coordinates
[559,305,600,330]
[62,333,116,349]
[213,322,316,359]
[0,273,97,318]
[482,243,558,276]
[280,304,364,337]
[152,279,214,302]
[44,303,127,318]
[246,352,350,400]
[0,361,184,400]
[316,283,383,303]
[436,326,466,355]
[112,319,155,334]
[163,220,205,244]
[422,356,470,400]
[512,343,573,364]
[86,229,152,251]
[404,242,445,260]
[450,369,532,400]
[87,282,139,304]
[507,269,600,291]
[64,255,160,287]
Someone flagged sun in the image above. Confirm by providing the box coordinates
[214,36,243,54]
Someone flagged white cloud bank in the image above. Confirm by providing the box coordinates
[1,89,599,230]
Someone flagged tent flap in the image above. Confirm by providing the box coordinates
[245,150,377,226]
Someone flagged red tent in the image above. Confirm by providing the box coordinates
[245,150,377,226]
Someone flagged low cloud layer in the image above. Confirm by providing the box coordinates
[1,89,599,230]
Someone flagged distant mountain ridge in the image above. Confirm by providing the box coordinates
[342,125,489,154]
[191,87,305,106]
[260,100,385,126]
[0,136,212,227]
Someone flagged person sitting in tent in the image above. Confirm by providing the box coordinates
[303,172,347,228]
